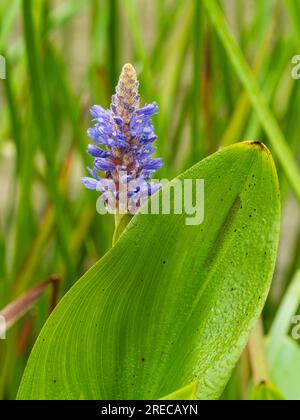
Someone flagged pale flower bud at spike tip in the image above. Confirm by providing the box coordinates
[113,63,140,122]
[81,63,163,213]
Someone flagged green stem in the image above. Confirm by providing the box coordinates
[108,0,119,93]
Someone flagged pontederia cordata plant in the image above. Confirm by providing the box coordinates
[17,64,281,400]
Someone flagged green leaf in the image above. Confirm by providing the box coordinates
[17,142,280,400]
[160,382,198,400]
[249,381,285,401]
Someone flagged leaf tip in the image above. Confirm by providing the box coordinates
[244,140,270,154]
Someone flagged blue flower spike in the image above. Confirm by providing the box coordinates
[81,63,163,217]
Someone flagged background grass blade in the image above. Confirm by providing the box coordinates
[203,0,300,203]
[17,142,280,400]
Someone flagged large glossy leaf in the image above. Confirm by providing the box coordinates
[17,142,280,400]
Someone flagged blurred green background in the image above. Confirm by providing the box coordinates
[0,0,300,400]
